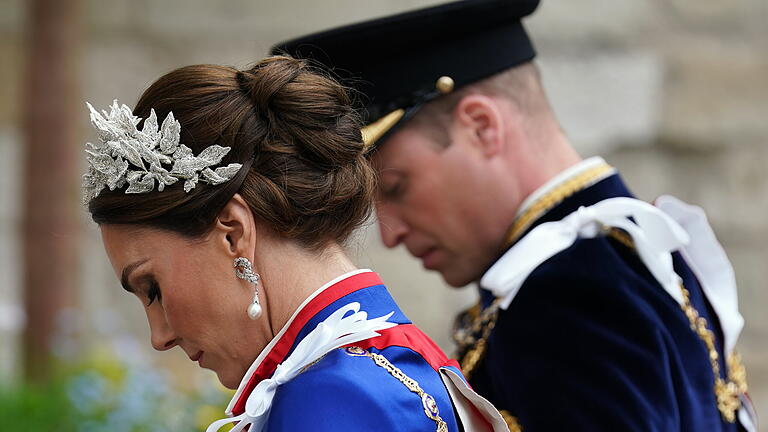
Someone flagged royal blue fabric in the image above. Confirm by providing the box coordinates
[287,284,411,358]
[267,283,461,431]
[471,174,743,431]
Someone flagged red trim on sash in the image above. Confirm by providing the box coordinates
[232,272,383,415]
[351,324,461,371]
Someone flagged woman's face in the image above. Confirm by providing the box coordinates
[100,224,268,389]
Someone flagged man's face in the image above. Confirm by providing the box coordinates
[372,124,508,287]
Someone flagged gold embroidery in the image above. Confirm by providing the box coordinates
[502,163,615,248]
[499,410,523,432]
[345,346,448,431]
[454,300,501,380]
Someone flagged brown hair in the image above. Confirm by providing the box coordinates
[406,61,553,147]
[88,56,375,249]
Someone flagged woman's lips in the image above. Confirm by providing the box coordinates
[190,351,204,362]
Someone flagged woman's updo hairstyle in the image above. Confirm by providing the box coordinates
[88,56,375,249]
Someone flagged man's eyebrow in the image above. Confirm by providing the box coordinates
[120,258,150,293]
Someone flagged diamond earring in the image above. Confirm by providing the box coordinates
[234,257,261,319]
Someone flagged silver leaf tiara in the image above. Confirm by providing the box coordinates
[82,100,243,204]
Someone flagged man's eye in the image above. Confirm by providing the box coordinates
[146,280,162,306]
[383,181,404,198]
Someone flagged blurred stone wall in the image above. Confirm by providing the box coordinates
[0,0,765,427]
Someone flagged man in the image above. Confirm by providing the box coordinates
[273,1,756,430]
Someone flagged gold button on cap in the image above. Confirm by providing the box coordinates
[435,76,454,94]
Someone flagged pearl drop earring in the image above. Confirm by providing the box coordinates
[234,257,262,319]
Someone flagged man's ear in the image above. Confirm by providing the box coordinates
[453,94,505,157]
[213,193,256,258]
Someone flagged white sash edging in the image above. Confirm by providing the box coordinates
[207,302,396,432]
[482,197,691,310]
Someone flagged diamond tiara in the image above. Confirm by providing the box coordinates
[82,100,243,204]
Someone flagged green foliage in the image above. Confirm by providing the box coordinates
[0,352,232,431]
[0,380,76,431]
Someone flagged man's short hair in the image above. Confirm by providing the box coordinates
[403,61,552,148]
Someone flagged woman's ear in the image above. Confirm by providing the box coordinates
[214,193,256,258]
[453,94,505,157]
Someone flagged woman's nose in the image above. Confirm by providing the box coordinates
[146,307,178,351]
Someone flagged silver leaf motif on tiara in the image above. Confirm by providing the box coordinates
[82,100,243,204]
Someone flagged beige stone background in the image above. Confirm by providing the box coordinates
[0,0,766,428]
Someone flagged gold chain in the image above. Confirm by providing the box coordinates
[679,283,747,422]
[610,229,747,423]
[344,346,448,432]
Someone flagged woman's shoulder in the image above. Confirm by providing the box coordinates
[267,346,456,431]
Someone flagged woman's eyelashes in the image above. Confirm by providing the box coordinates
[146,279,162,306]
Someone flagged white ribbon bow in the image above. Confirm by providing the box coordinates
[206,302,396,432]
[482,197,691,309]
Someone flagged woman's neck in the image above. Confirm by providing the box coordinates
[254,239,358,338]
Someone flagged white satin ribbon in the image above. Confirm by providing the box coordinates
[655,195,755,432]
[206,302,396,432]
[655,195,744,354]
[482,197,691,309]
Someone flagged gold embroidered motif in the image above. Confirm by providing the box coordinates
[499,410,523,432]
[344,346,368,356]
[344,346,448,432]
[453,300,501,380]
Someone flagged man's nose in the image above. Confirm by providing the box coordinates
[376,204,408,248]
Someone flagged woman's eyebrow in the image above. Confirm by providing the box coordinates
[120,258,150,293]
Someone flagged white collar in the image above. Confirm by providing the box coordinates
[516,156,611,218]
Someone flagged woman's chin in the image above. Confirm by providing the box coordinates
[215,366,248,390]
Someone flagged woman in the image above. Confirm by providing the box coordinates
[84,56,506,431]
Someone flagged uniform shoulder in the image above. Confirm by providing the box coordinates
[524,234,651,295]
[507,235,671,327]
[488,237,696,431]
